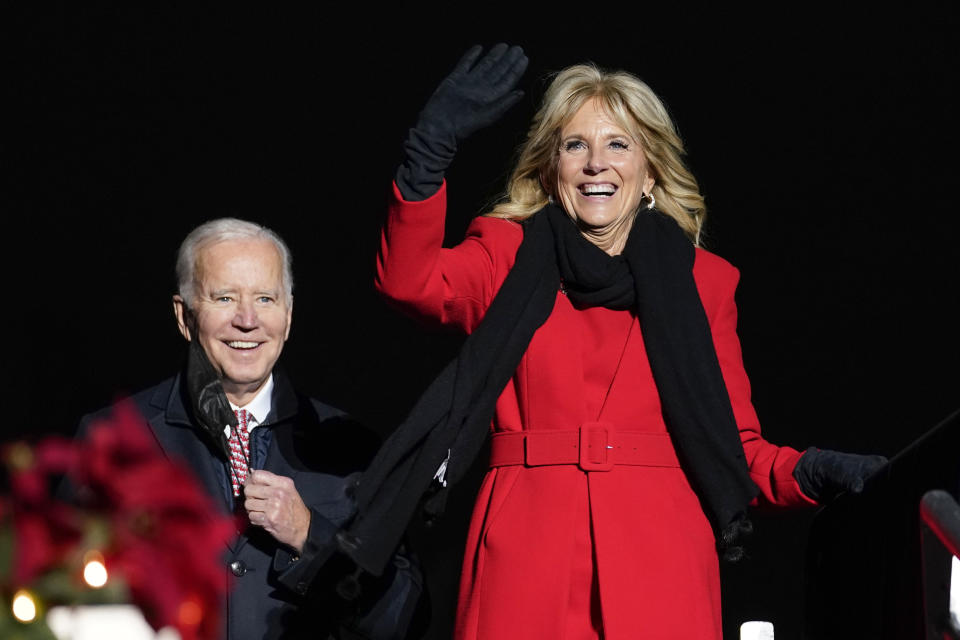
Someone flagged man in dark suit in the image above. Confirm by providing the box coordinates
[79,218,422,639]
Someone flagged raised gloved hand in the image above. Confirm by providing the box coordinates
[792,447,888,503]
[395,43,529,201]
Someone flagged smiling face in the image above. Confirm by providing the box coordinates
[173,238,292,406]
[554,97,656,253]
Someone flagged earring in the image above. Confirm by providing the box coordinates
[642,192,656,210]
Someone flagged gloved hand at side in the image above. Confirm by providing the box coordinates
[396,43,528,201]
[792,447,888,503]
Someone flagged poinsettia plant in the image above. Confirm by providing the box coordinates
[0,401,235,640]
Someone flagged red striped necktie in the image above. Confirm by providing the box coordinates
[229,409,251,497]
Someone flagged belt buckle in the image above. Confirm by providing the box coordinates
[578,422,614,472]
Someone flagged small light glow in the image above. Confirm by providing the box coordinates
[83,560,108,588]
[177,597,203,627]
[12,590,37,622]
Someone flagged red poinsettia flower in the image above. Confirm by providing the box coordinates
[68,401,236,640]
[3,437,84,585]
[10,500,82,587]
[6,437,77,503]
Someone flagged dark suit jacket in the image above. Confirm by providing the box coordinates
[78,369,423,640]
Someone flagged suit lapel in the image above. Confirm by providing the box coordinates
[146,375,242,552]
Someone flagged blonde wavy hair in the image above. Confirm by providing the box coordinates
[488,64,706,244]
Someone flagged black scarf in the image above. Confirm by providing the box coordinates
[340,204,758,575]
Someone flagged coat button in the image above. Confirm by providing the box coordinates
[230,560,247,577]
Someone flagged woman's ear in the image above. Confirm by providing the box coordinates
[540,169,553,199]
[644,175,656,198]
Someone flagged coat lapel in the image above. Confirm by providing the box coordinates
[592,312,637,422]
[145,375,243,552]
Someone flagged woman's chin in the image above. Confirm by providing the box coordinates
[571,210,633,233]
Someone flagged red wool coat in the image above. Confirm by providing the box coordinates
[376,182,815,640]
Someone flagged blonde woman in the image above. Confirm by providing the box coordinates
[340,44,886,639]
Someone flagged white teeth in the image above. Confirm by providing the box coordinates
[227,341,260,349]
[580,184,616,195]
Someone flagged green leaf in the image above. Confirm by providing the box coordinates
[31,568,128,607]
[73,579,129,606]
[80,516,111,551]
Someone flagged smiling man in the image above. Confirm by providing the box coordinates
[174,232,293,407]
[78,218,422,640]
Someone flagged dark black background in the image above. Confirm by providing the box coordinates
[6,4,959,638]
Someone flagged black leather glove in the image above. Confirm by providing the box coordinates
[395,43,529,201]
[792,447,888,503]
[717,513,753,563]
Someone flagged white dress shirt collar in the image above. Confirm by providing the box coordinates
[225,374,275,436]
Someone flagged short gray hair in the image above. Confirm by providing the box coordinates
[175,217,293,308]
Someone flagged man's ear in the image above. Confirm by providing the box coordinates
[283,296,293,342]
[173,295,193,341]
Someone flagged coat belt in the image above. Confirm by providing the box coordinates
[489,422,681,472]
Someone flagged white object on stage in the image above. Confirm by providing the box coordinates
[740,620,775,639]
[46,605,181,640]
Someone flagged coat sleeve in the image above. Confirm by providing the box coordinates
[375,181,522,333]
[272,530,425,640]
[697,252,818,508]
[271,467,425,639]
[336,543,426,640]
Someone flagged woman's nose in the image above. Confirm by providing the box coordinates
[584,148,608,174]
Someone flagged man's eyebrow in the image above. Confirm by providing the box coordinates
[206,288,282,297]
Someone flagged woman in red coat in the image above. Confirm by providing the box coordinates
[344,45,886,639]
